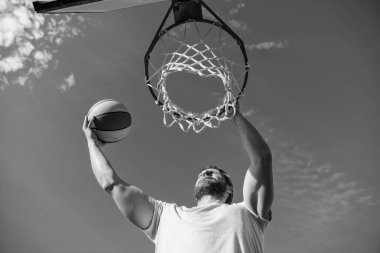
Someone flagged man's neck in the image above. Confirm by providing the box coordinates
[197,195,225,207]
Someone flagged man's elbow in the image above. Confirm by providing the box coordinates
[262,143,272,161]
[99,173,121,193]
[251,149,272,169]
[263,148,272,163]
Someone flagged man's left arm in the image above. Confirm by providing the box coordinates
[233,109,274,220]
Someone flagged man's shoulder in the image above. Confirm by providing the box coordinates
[150,199,179,213]
[228,201,248,211]
[230,201,271,231]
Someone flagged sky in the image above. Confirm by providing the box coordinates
[1,0,379,253]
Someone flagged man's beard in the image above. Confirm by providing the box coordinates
[194,179,227,201]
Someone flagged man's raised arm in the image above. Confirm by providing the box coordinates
[82,116,155,230]
[233,108,274,220]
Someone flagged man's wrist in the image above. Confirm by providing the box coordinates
[87,139,98,147]
[233,110,241,120]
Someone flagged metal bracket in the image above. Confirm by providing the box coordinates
[172,0,203,23]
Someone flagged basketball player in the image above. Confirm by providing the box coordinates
[82,104,273,253]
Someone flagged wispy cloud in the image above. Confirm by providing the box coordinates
[229,2,246,16]
[228,18,248,31]
[215,0,290,52]
[240,111,378,227]
[202,0,249,33]
[0,0,86,90]
[246,40,289,50]
[241,108,256,117]
[201,0,289,53]
[275,142,377,224]
[59,73,76,92]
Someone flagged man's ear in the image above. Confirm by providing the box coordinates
[225,186,233,204]
[226,185,233,195]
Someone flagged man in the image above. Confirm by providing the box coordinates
[82,105,273,253]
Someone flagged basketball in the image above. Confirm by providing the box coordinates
[87,99,132,143]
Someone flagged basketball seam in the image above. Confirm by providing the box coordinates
[87,99,126,117]
[92,111,132,131]
[92,127,131,132]
[98,139,123,144]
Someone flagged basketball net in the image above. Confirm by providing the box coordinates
[146,21,249,133]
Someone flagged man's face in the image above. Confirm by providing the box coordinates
[194,168,228,201]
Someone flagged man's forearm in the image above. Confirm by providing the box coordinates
[233,111,272,166]
[233,110,274,217]
[87,141,120,190]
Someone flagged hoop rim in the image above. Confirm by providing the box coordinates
[144,18,249,109]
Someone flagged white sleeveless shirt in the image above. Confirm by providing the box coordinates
[143,200,270,253]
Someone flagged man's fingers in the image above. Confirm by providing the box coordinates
[82,115,96,131]
[88,116,95,128]
[82,115,88,130]
[235,101,240,112]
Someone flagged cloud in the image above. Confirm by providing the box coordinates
[246,40,290,50]
[228,18,248,31]
[229,2,245,15]
[0,1,7,12]
[242,108,255,117]
[201,0,248,32]
[213,0,289,52]
[240,111,378,227]
[274,142,377,224]
[59,73,76,92]
[0,0,86,90]
[0,53,24,72]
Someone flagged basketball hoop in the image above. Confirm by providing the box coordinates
[144,0,249,133]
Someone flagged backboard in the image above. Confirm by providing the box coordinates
[32,0,167,13]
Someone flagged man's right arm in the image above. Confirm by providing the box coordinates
[83,116,155,230]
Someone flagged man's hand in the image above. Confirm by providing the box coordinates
[226,100,240,119]
[226,100,242,121]
[82,115,105,147]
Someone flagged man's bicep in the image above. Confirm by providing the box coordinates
[243,167,274,220]
[111,184,155,230]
